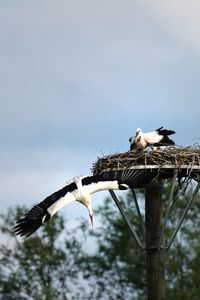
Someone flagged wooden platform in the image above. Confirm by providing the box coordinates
[92,147,200,188]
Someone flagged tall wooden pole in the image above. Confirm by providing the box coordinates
[145,179,165,300]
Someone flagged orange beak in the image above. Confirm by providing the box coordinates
[89,214,94,227]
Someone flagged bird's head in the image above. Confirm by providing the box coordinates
[86,203,94,227]
[135,128,141,136]
[79,196,94,227]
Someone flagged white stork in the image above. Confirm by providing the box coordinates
[129,127,175,150]
[14,173,130,237]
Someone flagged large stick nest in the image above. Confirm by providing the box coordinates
[92,146,200,187]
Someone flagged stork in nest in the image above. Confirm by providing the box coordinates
[129,127,176,150]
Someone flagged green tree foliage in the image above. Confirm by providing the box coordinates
[1,181,200,300]
[81,190,147,300]
[0,207,89,300]
[81,182,200,300]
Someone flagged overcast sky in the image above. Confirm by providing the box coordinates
[0,1,200,228]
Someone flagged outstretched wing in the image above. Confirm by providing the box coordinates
[14,182,77,238]
[82,172,132,194]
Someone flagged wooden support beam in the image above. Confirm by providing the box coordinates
[145,179,165,300]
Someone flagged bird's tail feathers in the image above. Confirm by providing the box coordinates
[157,129,175,136]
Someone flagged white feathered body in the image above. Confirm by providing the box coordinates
[130,127,175,150]
[137,130,163,149]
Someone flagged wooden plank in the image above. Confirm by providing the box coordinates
[101,165,200,171]
[145,179,165,300]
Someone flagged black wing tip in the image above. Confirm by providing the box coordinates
[156,126,163,131]
[154,138,175,147]
[13,202,50,238]
[168,139,175,145]
[157,128,176,136]
[166,130,176,135]
[13,217,43,238]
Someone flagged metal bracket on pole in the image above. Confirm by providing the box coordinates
[109,190,145,249]
[109,175,200,251]
[167,179,200,250]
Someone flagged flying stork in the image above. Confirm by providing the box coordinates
[14,173,130,238]
[129,127,175,150]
